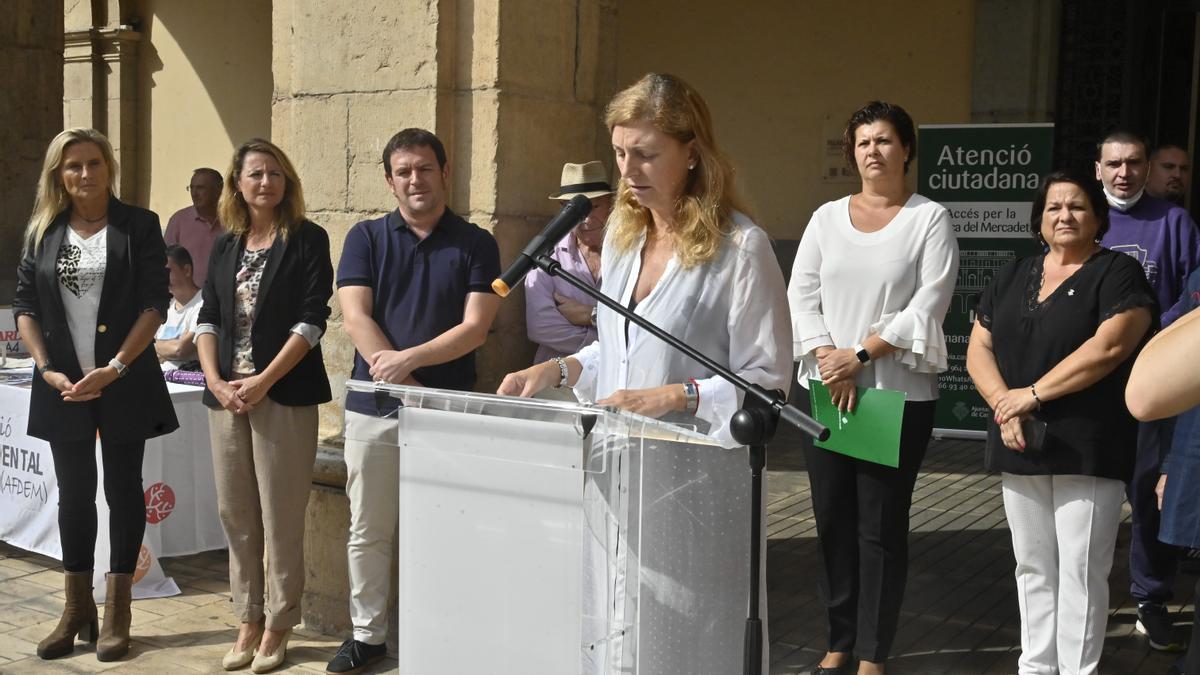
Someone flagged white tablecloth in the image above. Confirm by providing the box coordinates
[0,378,225,599]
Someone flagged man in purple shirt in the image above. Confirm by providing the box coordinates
[524,161,614,365]
[1097,130,1200,651]
[164,167,224,287]
[329,128,500,675]
[1147,143,1191,207]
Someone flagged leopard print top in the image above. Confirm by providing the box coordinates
[232,247,270,375]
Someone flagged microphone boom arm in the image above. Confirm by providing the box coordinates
[532,253,829,442]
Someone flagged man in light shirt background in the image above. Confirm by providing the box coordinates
[165,167,225,287]
[154,245,203,369]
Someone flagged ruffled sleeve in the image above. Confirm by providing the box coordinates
[1099,251,1159,326]
[788,210,834,357]
[873,206,959,374]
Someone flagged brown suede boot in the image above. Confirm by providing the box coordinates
[96,572,133,661]
[37,570,98,659]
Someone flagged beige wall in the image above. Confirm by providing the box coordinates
[616,0,976,239]
[134,0,272,218]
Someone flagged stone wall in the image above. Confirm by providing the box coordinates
[273,0,618,444]
[273,0,619,635]
[0,3,64,303]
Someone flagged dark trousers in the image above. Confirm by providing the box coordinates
[1182,575,1200,675]
[49,437,147,574]
[1128,418,1178,604]
[802,396,936,663]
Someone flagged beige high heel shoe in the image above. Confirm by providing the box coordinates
[222,621,264,671]
[250,628,291,673]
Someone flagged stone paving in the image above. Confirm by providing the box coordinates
[0,546,398,674]
[0,437,1191,674]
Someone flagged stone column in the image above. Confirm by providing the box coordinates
[274,0,619,636]
[61,3,140,201]
[0,2,65,302]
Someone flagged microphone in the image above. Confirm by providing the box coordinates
[492,193,592,297]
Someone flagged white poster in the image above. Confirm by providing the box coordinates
[0,381,224,600]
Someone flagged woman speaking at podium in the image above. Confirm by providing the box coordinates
[497,73,793,670]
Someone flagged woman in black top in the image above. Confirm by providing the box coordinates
[194,138,332,673]
[967,170,1155,674]
[14,128,178,663]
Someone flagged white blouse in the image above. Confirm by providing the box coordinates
[788,193,959,401]
[57,226,108,373]
[570,212,794,446]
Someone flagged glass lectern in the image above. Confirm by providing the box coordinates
[344,381,756,675]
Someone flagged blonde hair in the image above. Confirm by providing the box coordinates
[218,138,306,240]
[24,128,118,253]
[603,73,748,267]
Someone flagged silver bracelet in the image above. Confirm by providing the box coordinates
[1030,383,1042,409]
[683,379,699,414]
[553,357,569,388]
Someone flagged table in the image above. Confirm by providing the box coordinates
[0,376,225,599]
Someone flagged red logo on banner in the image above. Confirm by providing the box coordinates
[133,545,152,584]
[144,482,176,524]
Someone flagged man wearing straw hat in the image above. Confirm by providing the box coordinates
[525,161,614,373]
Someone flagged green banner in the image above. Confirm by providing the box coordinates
[917,124,1054,434]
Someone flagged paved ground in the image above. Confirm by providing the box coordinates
[766,436,1191,675]
[0,438,1190,674]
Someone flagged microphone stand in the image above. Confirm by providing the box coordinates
[530,253,829,675]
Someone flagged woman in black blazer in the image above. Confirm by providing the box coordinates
[194,138,332,673]
[13,128,178,663]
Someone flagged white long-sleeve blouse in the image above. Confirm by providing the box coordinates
[570,212,794,447]
[788,193,959,401]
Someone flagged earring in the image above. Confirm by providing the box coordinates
[688,163,696,170]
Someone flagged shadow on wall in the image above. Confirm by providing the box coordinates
[143,0,272,179]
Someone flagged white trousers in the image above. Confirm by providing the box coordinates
[344,410,400,645]
[1002,473,1124,675]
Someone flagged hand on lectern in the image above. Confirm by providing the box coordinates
[597,384,685,418]
[497,360,561,398]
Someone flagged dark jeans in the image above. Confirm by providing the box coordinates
[49,437,147,574]
[1128,418,1178,604]
[801,394,937,663]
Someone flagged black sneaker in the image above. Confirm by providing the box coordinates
[1136,602,1185,652]
[325,639,388,675]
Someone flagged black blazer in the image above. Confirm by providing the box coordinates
[12,197,180,444]
[197,219,333,408]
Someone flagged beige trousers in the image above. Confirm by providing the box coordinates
[208,397,318,630]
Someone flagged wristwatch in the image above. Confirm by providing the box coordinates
[108,357,129,378]
[853,344,871,365]
[683,379,700,414]
[39,359,56,373]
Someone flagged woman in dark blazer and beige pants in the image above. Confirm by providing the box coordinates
[14,128,178,663]
[194,138,332,673]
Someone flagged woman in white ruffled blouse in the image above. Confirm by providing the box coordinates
[499,73,792,673]
[788,101,959,675]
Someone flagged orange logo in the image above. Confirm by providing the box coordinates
[133,545,152,584]
[144,482,176,524]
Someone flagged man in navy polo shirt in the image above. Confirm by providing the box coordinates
[328,128,500,674]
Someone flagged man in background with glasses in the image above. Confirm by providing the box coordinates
[165,167,224,286]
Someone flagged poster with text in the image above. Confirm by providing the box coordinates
[918,123,1054,435]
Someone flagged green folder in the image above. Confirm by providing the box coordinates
[808,379,906,468]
